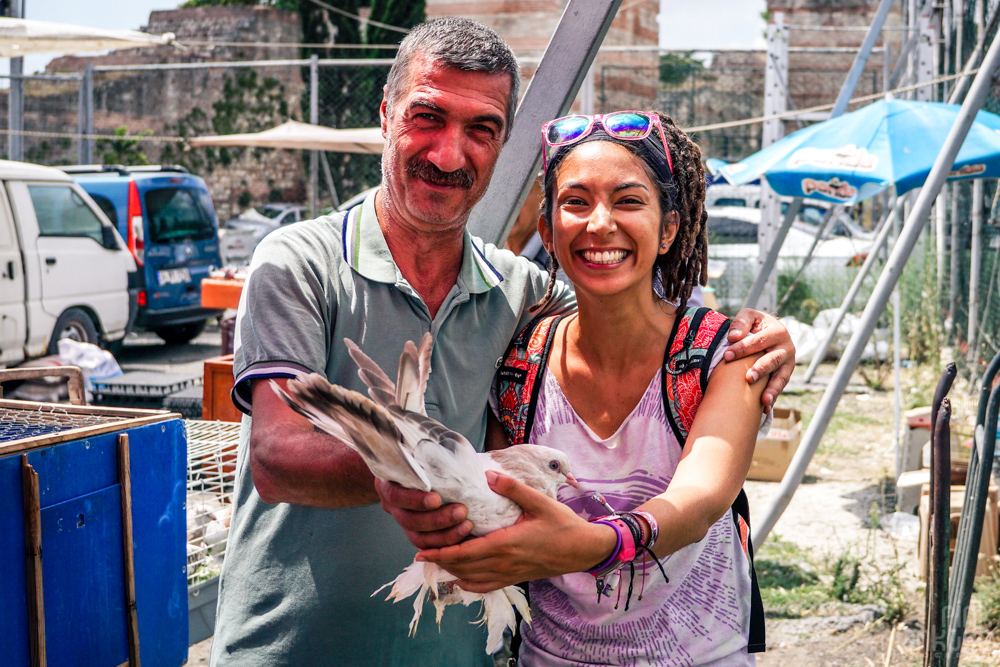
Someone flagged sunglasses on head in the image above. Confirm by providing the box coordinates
[540,111,675,178]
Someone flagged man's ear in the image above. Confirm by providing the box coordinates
[659,210,679,255]
[380,89,390,137]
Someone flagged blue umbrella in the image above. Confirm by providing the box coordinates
[718,97,1000,205]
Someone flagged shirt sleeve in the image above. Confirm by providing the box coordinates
[231,221,340,414]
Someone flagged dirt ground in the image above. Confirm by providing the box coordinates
[750,363,1000,667]
[185,362,1000,666]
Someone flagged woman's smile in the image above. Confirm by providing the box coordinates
[578,248,630,265]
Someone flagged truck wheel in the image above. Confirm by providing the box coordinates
[154,320,207,345]
[48,308,100,355]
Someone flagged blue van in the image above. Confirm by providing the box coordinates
[64,165,223,344]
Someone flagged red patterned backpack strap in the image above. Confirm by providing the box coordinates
[660,306,732,447]
[495,314,566,446]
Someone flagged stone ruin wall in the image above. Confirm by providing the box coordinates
[43,6,307,221]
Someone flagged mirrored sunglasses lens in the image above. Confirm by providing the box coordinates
[547,116,590,144]
[604,112,650,138]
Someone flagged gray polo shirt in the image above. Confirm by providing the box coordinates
[211,189,574,667]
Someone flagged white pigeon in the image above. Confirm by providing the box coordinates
[273,333,578,653]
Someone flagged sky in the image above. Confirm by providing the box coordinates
[6,0,768,76]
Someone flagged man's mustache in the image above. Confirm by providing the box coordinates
[405,159,474,189]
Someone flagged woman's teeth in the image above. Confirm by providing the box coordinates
[582,249,627,264]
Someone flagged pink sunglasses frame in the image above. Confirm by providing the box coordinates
[540,111,675,178]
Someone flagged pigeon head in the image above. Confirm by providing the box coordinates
[487,445,579,499]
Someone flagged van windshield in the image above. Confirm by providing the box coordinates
[144,187,215,243]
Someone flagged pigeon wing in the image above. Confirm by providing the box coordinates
[395,333,432,414]
[344,337,397,409]
[274,374,433,491]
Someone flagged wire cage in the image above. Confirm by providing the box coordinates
[185,419,241,587]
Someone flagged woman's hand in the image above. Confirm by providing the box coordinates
[727,308,796,411]
[416,470,615,593]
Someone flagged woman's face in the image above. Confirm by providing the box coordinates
[540,141,677,300]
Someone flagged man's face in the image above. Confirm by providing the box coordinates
[380,57,511,232]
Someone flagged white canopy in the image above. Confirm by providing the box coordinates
[0,17,174,57]
[189,120,384,155]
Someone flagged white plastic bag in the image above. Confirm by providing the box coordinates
[57,339,123,390]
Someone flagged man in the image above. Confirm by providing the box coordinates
[212,17,794,667]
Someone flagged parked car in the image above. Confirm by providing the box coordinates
[705,184,873,241]
[64,165,223,345]
[219,203,307,265]
[0,160,134,367]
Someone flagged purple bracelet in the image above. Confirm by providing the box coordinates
[586,519,623,575]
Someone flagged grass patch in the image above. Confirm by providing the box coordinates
[758,536,827,619]
[975,570,1000,632]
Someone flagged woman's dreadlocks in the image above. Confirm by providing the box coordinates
[534,111,708,312]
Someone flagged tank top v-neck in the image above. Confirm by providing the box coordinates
[518,341,756,667]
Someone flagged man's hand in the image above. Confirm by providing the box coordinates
[374,479,473,549]
[725,308,796,411]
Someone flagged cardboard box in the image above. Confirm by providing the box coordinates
[747,407,802,482]
[918,484,999,578]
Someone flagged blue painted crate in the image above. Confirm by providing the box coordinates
[0,414,188,667]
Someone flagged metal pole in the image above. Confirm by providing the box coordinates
[309,54,319,219]
[937,190,948,305]
[946,355,1000,666]
[926,398,952,667]
[776,205,840,311]
[81,63,93,164]
[756,12,788,313]
[948,0,999,103]
[745,0,894,311]
[948,182,960,339]
[892,198,903,472]
[753,27,1000,550]
[468,0,624,245]
[742,198,800,311]
[967,180,984,365]
[802,197,902,383]
[7,0,22,162]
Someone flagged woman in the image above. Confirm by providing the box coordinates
[417,111,768,666]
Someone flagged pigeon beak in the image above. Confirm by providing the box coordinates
[565,473,579,489]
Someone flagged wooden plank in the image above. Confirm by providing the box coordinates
[21,454,46,667]
[0,367,86,405]
[118,434,141,666]
[0,413,179,456]
[0,398,171,417]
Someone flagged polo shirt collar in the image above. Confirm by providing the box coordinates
[341,188,504,294]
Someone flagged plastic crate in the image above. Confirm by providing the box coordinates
[93,372,202,409]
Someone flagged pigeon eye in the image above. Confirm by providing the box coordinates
[548,460,560,471]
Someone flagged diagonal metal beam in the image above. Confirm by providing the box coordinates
[468,0,623,245]
[754,24,1000,551]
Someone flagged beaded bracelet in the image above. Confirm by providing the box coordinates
[630,510,659,549]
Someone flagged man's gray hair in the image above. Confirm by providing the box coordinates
[385,17,521,141]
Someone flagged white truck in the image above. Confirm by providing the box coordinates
[0,160,135,367]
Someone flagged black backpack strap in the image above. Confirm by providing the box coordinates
[661,306,766,653]
[732,489,766,653]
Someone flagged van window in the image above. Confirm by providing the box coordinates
[707,215,758,245]
[90,193,118,226]
[144,187,215,243]
[28,185,104,244]
[714,197,747,208]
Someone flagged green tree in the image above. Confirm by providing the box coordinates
[659,52,704,87]
[160,69,289,174]
[98,126,153,166]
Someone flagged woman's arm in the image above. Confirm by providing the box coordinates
[417,354,766,591]
[638,352,765,558]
